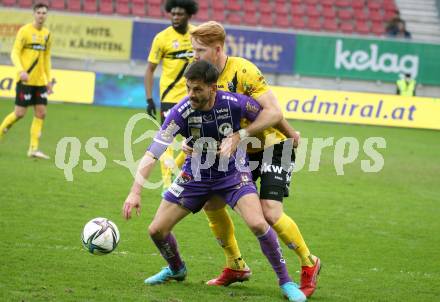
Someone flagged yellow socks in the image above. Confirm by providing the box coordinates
[204,207,247,271]
[175,150,186,169]
[0,112,18,137]
[29,117,44,151]
[273,212,315,267]
[159,146,174,189]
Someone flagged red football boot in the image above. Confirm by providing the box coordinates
[300,257,321,297]
[206,267,252,286]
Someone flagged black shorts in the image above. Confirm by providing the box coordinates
[249,140,296,202]
[15,82,48,107]
[160,102,176,124]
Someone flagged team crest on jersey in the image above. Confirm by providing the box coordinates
[202,114,214,122]
[190,127,201,139]
[172,39,179,49]
[218,123,232,136]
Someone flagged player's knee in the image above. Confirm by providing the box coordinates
[35,112,46,119]
[263,210,280,226]
[148,224,167,240]
[248,219,269,236]
[15,111,25,119]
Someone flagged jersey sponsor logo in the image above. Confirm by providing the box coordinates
[261,163,283,174]
[217,114,230,120]
[246,101,259,113]
[188,116,202,124]
[221,95,238,102]
[218,122,233,136]
[190,127,201,139]
[202,113,214,122]
[25,43,46,51]
[216,108,229,114]
[169,183,184,197]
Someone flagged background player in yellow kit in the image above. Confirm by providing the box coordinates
[0,3,53,159]
[189,21,321,298]
[144,0,198,191]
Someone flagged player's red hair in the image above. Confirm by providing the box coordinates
[190,21,226,47]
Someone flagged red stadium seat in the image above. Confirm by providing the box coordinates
[260,2,272,14]
[290,0,302,5]
[305,0,318,5]
[352,0,365,10]
[227,0,241,11]
[369,9,383,22]
[371,21,385,35]
[243,1,256,13]
[18,0,32,8]
[306,5,320,18]
[275,3,288,15]
[355,21,370,35]
[99,0,114,15]
[83,0,98,13]
[67,0,81,12]
[195,8,210,22]
[147,4,163,18]
[212,10,225,22]
[116,0,130,15]
[243,11,258,26]
[340,21,354,33]
[368,1,382,10]
[199,0,209,9]
[227,13,242,25]
[51,0,66,10]
[321,0,334,6]
[338,9,353,21]
[260,12,274,27]
[307,17,321,31]
[353,9,368,21]
[275,14,290,28]
[384,1,398,12]
[291,16,306,29]
[335,0,351,8]
[149,0,162,4]
[323,18,338,32]
[132,2,146,17]
[212,1,225,11]
[292,4,305,17]
[2,0,17,7]
[322,6,336,19]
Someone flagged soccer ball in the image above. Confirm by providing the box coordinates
[81,217,120,255]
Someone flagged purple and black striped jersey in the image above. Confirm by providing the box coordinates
[148,90,262,179]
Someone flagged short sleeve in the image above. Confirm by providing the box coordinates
[147,34,163,64]
[238,60,270,99]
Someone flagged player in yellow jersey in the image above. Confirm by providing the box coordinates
[144,0,198,191]
[0,3,53,159]
[189,21,321,298]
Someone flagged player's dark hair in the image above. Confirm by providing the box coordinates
[184,60,219,85]
[165,0,198,16]
[33,2,49,11]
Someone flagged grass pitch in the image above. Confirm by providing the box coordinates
[0,100,439,302]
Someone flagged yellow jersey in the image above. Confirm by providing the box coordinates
[11,23,52,86]
[218,56,287,152]
[148,25,195,104]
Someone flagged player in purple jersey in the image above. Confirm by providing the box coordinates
[122,60,306,302]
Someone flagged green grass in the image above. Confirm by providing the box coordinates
[0,100,439,302]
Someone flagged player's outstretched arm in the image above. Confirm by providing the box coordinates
[122,151,157,220]
[245,90,283,136]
